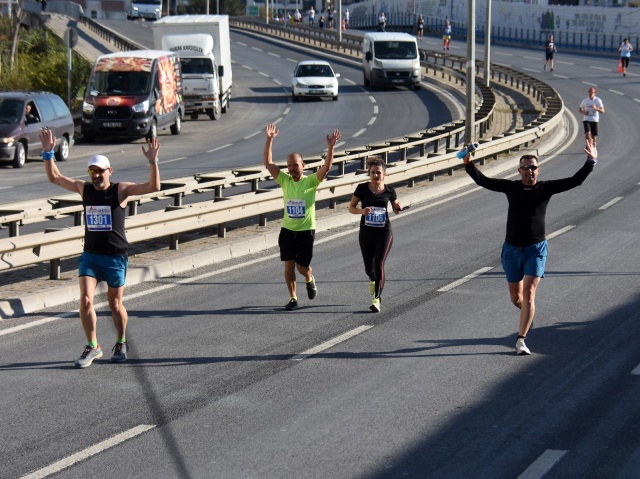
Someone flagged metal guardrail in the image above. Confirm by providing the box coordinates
[0,20,564,278]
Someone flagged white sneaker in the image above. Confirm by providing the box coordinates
[516,338,531,355]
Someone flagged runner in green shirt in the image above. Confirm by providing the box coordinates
[263,123,341,310]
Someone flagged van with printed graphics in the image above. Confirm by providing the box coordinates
[81,50,184,143]
[362,32,421,90]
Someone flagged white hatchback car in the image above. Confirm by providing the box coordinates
[291,60,340,102]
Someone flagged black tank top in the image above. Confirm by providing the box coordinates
[83,182,128,256]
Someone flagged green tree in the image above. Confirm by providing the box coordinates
[0,18,91,108]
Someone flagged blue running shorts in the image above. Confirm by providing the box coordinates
[501,240,548,283]
[79,251,128,288]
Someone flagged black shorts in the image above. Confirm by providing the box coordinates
[545,51,554,60]
[278,228,315,267]
[621,57,630,68]
[583,121,599,137]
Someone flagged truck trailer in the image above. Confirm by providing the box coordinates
[152,15,232,121]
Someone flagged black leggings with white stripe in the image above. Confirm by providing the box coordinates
[359,227,393,299]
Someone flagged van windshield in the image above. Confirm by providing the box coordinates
[373,41,417,60]
[89,71,151,96]
[181,58,214,75]
[0,99,23,124]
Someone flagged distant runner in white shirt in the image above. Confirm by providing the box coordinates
[578,87,605,146]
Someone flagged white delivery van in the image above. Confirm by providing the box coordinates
[362,32,421,90]
[126,0,162,21]
[152,15,232,120]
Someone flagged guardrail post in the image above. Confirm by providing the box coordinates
[165,205,187,249]
[74,211,83,226]
[128,201,138,216]
[9,221,18,237]
[44,227,64,279]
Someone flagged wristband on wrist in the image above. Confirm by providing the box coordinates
[149,159,158,164]
[42,150,55,161]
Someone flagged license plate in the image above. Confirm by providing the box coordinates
[309,90,324,94]
[391,79,404,83]
[103,122,122,128]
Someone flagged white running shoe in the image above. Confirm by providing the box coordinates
[516,338,531,355]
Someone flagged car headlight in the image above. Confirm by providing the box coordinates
[414,69,420,76]
[294,83,306,89]
[132,6,139,11]
[83,102,95,114]
[132,100,149,113]
[0,138,14,145]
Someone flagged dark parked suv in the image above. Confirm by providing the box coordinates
[0,91,75,168]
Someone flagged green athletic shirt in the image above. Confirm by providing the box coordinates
[276,170,320,231]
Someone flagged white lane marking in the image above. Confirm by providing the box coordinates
[268,52,279,57]
[373,105,379,115]
[581,81,598,86]
[291,325,374,361]
[283,107,291,115]
[608,89,624,96]
[353,128,367,137]
[0,311,76,337]
[244,131,262,140]
[437,267,494,292]
[523,56,538,60]
[590,66,610,71]
[286,58,297,63]
[0,186,12,190]
[259,71,269,77]
[242,65,253,70]
[251,47,262,52]
[556,61,574,65]
[369,96,376,103]
[598,197,623,210]
[634,98,640,104]
[546,225,575,240]
[274,79,282,85]
[237,42,247,47]
[522,68,539,73]
[21,425,155,479]
[517,449,568,479]
[494,52,513,56]
[206,144,232,153]
[344,78,356,85]
[157,156,187,165]
[632,363,640,375]
[367,116,376,126]
[553,74,569,79]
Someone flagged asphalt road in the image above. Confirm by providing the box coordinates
[1,26,639,479]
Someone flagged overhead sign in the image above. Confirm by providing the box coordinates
[64,27,78,49]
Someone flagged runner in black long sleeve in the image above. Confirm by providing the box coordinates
[463,140,598,355]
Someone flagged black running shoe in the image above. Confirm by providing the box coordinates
[306,276,317,300]
[285,298,298,311]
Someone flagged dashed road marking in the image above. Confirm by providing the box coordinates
[518,449,568,479]
[437,267,494,292]
[21,425,156,479]
[598,197,623,210]
[291,325,374,360]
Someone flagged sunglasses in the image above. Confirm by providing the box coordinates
[88,168,106,175]
[519,165,539,171]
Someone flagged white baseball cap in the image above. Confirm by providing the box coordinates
[87,155,111,169]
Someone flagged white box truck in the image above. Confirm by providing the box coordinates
[362,32,421,90]
[152,15,232,121]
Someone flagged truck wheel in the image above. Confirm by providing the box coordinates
[12,142,25,168]
[332,95,338,101]
[170,114,181,135]
[363,72,370,87]
[146,119,158,141]
[55,136,69,161]
[413,83,421,90]
[221,97,230,113]
[207,103,221,120]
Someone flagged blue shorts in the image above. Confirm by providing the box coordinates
[79,251,128,288]
[501,240,547,283]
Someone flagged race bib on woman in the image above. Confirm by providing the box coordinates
[365,207,387,227]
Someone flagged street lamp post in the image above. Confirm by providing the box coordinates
[465,0,476,145]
